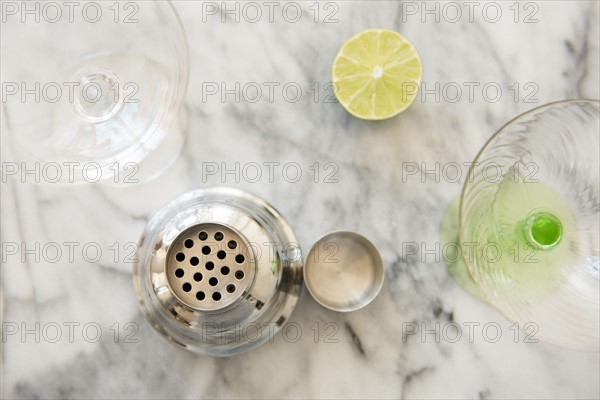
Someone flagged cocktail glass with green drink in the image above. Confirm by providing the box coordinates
[442,100,599,350]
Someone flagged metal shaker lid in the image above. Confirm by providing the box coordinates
[304,231,384,312]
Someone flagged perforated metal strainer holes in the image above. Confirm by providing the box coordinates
[166,223,253,311]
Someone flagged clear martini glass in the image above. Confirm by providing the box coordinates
[442,100,599,350]
[1,1,189,184]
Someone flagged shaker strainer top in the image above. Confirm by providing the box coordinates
[166,223,254,311]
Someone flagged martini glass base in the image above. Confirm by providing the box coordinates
[441,197,487,301]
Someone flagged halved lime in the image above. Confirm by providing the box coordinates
[332,29,422,120]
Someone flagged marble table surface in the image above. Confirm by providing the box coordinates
[2,1,599,398]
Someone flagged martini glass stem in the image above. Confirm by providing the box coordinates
[518,211,563,251]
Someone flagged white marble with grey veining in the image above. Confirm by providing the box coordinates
[1,1,599,399]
